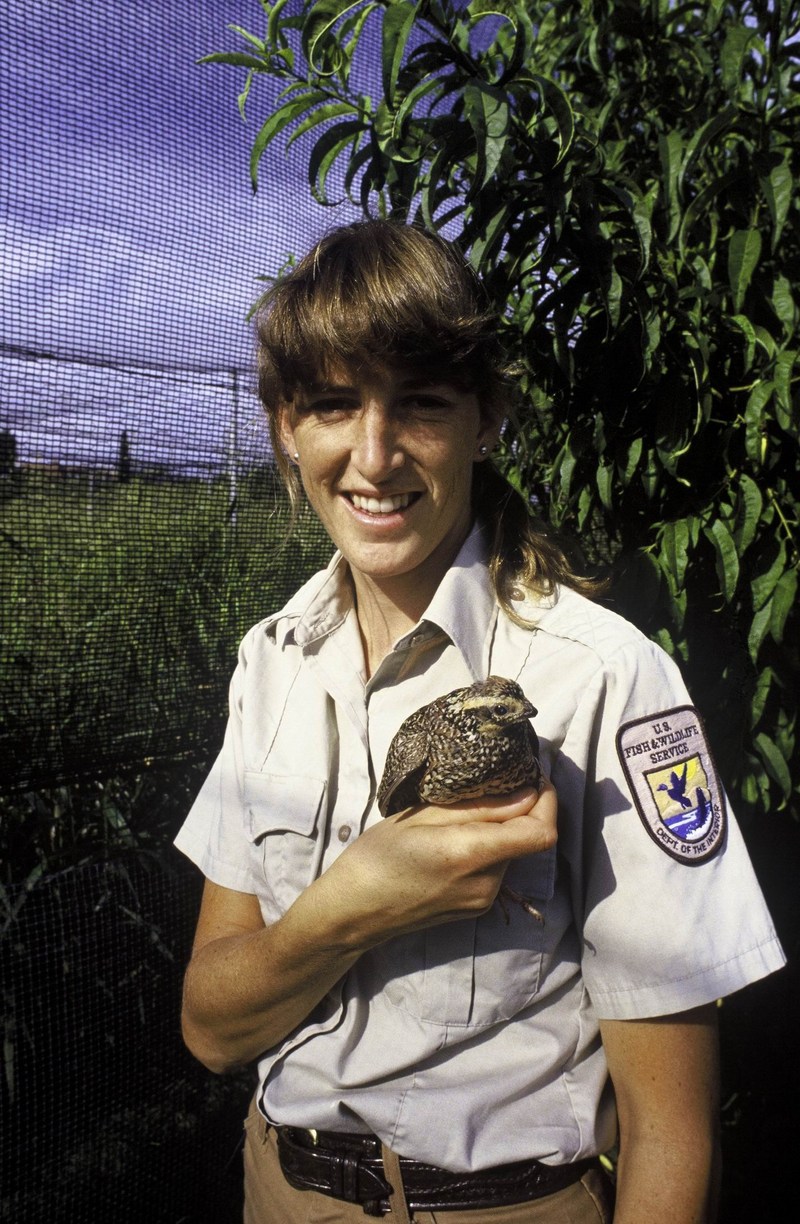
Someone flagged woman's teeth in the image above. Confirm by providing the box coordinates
[350,493,414,515]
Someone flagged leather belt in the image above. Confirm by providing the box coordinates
[276,1126,597,1217]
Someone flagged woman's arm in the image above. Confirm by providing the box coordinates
[181,783,556,1073]
[599,1004,721,1224]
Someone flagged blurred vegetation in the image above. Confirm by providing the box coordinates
[0,466,332,797]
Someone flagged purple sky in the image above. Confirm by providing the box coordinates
[1,0,362,369]
[0,0,365,469]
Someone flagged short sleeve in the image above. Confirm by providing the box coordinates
[560,638,785,1019]
[173,636,259,895]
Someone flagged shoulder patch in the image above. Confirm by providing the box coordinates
[616,706,726,864]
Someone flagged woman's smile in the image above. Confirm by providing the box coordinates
[279,362,500,609]
[346,490,420,517]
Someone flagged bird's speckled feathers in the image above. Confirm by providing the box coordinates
[378,676,541,817]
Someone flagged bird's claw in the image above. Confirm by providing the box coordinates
[498,884,544,924]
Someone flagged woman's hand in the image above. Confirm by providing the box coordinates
[316,779,557,951]
[181,781,557,1073]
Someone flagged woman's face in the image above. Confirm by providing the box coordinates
[278,362,500,602]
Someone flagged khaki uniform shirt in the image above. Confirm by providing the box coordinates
[175,524,785,1172]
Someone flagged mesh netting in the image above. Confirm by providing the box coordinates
[0,0,357,790]
[0,851,251,1223]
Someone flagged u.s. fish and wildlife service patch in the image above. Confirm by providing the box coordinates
[616,706,726,863]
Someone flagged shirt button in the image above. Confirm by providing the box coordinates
[338,825,352,843]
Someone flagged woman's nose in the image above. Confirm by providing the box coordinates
[352,405,404,479]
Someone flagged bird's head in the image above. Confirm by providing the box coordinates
[460,677,537,734]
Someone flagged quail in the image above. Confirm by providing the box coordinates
[377,676,544,921]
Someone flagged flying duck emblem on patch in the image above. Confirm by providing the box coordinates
[616,706,726,863]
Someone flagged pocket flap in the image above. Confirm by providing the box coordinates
[243,771,327,840]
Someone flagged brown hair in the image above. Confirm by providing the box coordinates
[254,219,599,616]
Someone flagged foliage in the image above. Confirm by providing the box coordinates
[205,0,800,817]
[1,850,249,1223]
[1,467,331,797]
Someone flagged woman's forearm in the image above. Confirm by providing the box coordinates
[182,787,555,1073]
[181,879,364,1073]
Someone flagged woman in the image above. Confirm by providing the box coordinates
[176,221,784,1223]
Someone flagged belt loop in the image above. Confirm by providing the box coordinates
[381,1144,413,1224]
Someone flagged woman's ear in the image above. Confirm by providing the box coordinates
[477,403,504,456]
[276,404,296,460]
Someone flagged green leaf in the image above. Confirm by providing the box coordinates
[198,51,267,70]
[468,0,532,83]
[762,157,792,252]
[679,106,736,194]
[393,72,446,131]
[467,203,511,274]
[382,2,417,106]
[641,448,659,500]
[558,442,577,501]
[463,79,509,191]
[228,25,267,53]
[658,130,684,243]
[769,568,798,644]
[285,101,356,151]
[577,485,593,531]
[752,541,786,611]
[302,0,369,77]
[267,0,295,48]
[619,436,643,486]
[750,666,775,727]
[720,24,754,92]
[237,70,254,121]
[660,519,691,590]
[704,518,739,602]
[528,73,575,165]
[343,139,376,202]
[732,473,763,556]
[744,381,773,466]
[748,602,772,663]
[754,732,792,799]
[245,87,331,186]
[596,461,613,511]
[307,119,365,204]
[729,314,756,373]
[248,104,304,187]
[771,275,796,334]
[728,229,762,313]
[773,350,796,430]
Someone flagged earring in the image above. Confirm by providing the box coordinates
[478,444,489,456]
[293,452,300,462]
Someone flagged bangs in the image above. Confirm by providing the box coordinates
[255,221,508,411]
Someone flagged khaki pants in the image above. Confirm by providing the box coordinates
[243,1101,614,1224]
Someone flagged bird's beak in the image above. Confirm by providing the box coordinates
[522,700,537,719]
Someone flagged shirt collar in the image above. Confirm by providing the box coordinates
[410,520,497,681]
[265,521,497,676]
[264,551,353,648]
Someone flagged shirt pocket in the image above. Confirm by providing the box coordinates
[373,845,557,1032]
[243,771,327,917]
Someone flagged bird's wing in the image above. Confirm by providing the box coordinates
[379,761,429,816]
[524,719,541,761]
[377,715,431,817]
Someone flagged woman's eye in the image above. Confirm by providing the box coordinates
[304,398,356,415]
[404,395,450,412]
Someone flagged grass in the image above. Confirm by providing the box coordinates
[1,464,331,877]
[1,467,331,802]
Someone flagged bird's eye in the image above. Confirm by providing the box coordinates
[494,704,509,716]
